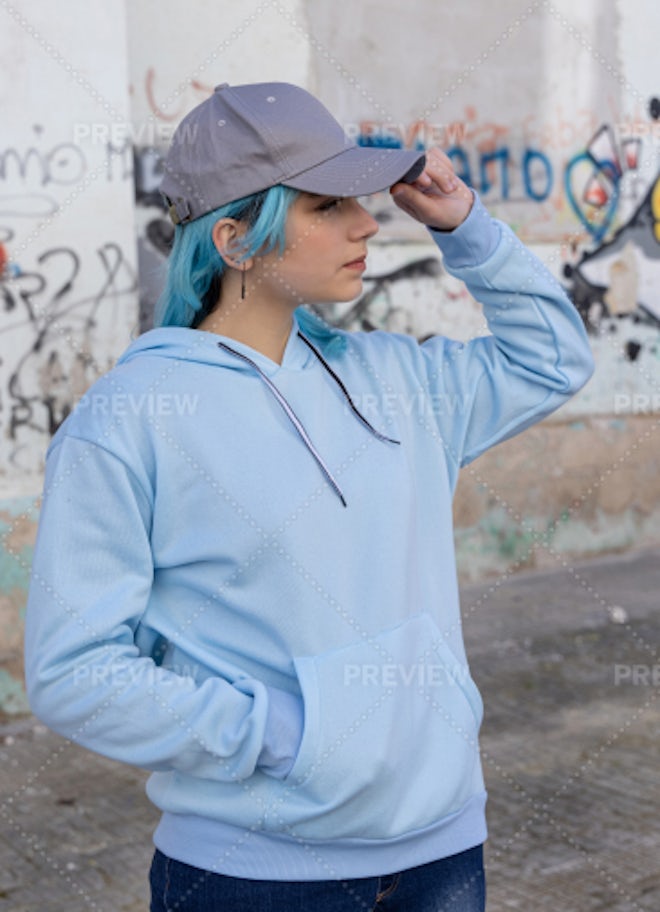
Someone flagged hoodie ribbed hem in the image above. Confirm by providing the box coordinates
[153,791,487,881]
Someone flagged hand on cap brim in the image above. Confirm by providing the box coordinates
[389,148,473,231]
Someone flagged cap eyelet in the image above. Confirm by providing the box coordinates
[266,96,276,103]
[217,119,226,126]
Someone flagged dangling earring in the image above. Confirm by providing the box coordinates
[241,263,246,300]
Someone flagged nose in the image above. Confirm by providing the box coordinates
[348,199,379,240]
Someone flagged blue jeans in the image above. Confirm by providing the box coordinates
[149,843,486,911]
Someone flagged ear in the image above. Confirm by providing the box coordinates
[211,218,253,271]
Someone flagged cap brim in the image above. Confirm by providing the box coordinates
[282,146,426,198]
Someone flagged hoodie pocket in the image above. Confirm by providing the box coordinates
[272,612,483,840]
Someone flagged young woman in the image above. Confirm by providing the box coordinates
[25,82,594,911]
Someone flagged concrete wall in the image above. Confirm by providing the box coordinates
[0,0,137,713]
[1,0,658,713]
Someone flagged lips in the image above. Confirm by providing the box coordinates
[343,256,367,269]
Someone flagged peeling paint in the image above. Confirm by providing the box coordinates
[0,667,30,717]
[0,496,39,715]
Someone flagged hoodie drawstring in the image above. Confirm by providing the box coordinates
[297,333,401,446]
[216,334,400,508]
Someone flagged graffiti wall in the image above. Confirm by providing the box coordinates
[561,106,660,414]
[0,4,138,480]
[0,1,138,714]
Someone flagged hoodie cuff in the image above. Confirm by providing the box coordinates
[426,191,501,269]
[257,686,304,779]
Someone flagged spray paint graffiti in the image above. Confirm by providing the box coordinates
[0,240,137,468]
[562,97,660,354]
[144,68,213,123]
[446,145,553,203]
[0,114,140,470]
[0,123,137,230]
[0,126,86,187]
[565,124,633,242]
[0,125,87,221]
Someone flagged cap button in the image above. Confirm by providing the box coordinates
[214,83,230,92]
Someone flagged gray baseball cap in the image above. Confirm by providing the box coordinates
[160,82,426,224]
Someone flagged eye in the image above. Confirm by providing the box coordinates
[317,197,343,212]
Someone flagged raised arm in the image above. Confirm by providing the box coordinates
[391,151,594,479]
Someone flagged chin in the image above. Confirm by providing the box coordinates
[337,284,364,303]
[310,287,363,306]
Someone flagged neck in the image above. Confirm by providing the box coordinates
[196,292,296,365]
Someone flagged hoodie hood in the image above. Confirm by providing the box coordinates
[117,312,315,377]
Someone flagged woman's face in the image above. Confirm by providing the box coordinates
[253,192,380,307]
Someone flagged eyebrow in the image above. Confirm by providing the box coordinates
[303,191,341,201]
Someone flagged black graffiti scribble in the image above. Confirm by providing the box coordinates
[0,127,87,228]
[0,136,86,187]
[1,242,137,452]
[561,99,660,368]
[563,174,660,335]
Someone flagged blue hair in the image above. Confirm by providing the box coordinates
[155,185,346,355]
[156,185,295,328]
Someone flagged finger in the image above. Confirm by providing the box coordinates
[407,169,458,197]
[390,189,423,220]
[426,147,453,169]
[430,168,459,194]
[422,152,460,194]
[389,180,418,197]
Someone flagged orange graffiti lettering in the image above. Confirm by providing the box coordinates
[145,67,186,123]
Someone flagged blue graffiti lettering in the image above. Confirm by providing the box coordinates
[480,148,510,199]
[445,147,472,187]
[523,149,553,202]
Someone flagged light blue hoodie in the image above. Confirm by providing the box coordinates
[24,195,594,880]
